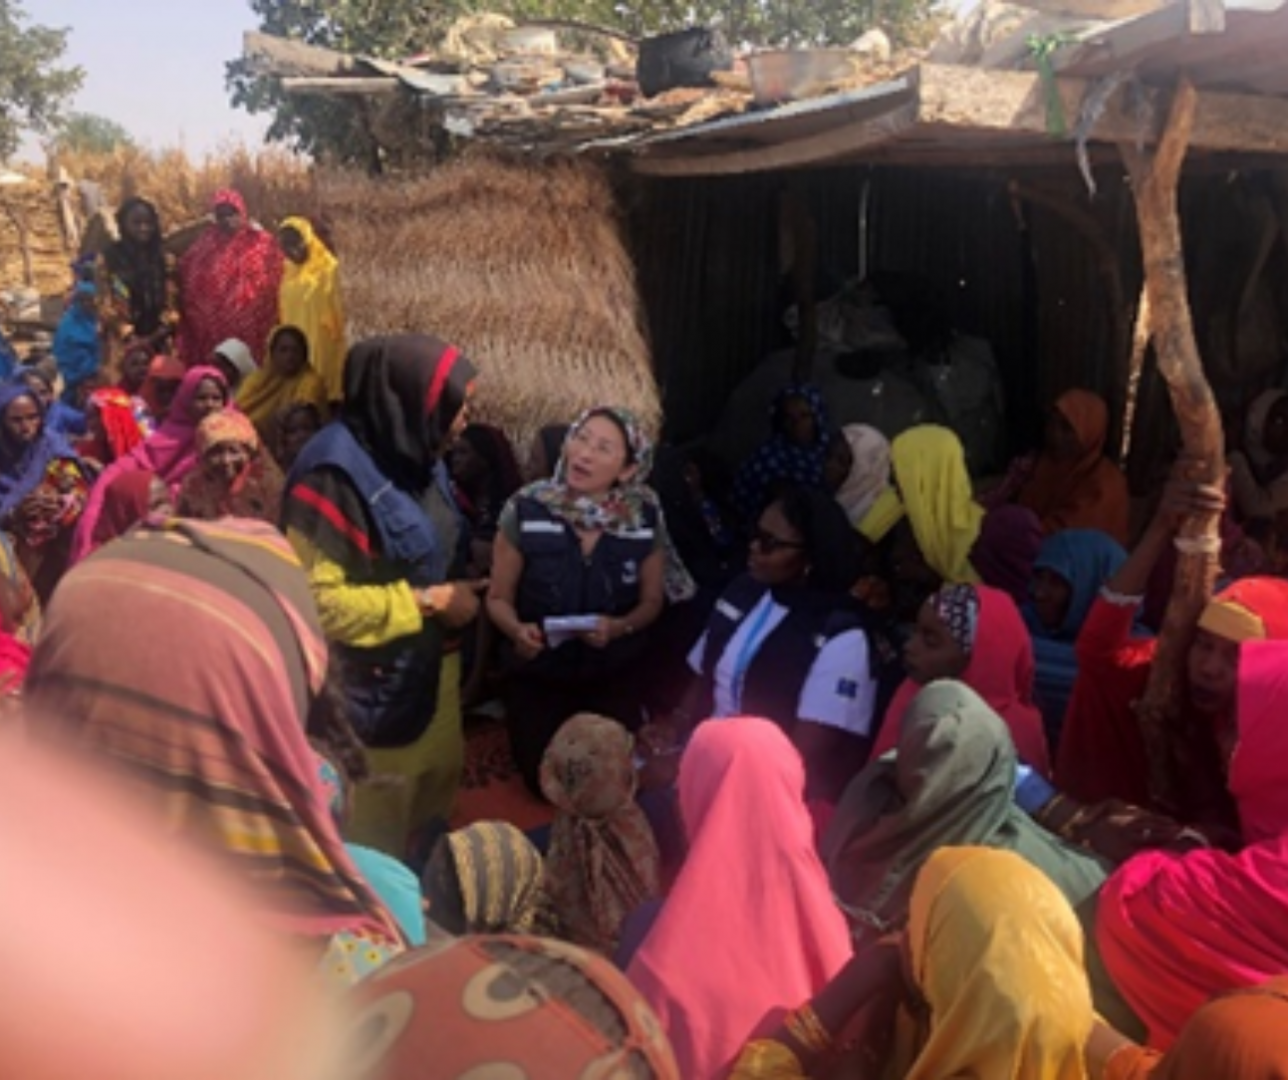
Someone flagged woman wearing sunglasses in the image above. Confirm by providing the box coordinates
[649,486,901,811]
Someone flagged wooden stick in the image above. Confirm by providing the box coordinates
[1118,284,1152,462]
[1119,78,1223,809]
[282,76,400,95]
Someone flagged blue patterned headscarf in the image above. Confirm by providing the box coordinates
[0,381,80,521]
[732,383,832,523]
[932,583,981,658]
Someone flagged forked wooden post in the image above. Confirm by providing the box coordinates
[1119,78,1224,808]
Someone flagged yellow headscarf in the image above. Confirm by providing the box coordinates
[888,425,982,584]
[277,216,346,402]
[235,325,329,441]
[903,846,1093,1080]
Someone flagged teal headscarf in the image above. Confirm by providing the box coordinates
[1023,529,1132,744]
[52,281,101,394]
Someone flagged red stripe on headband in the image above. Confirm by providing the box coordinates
[425,346,460,416]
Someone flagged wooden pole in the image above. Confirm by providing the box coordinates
[1119,77,1223,809]
[1118,285,1151,462]
[1,201,34,287]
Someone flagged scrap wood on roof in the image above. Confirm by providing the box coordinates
[245,0,1288,172]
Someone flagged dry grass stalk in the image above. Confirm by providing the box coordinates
[319,154,659,462]
[2,143,315,305]
[52,143,317,235]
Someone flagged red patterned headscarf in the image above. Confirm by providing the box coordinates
[176,188,283,368]
[88,387,147,463]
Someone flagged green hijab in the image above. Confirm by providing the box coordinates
[821,679,1106,946]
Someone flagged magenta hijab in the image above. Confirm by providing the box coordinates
[127,366,229,482]
[70,366,230,563]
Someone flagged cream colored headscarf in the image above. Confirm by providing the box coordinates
[834,424,892,527]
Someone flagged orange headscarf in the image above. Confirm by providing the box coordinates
[1018,389,1130,544]
[1107,978,1288,1078]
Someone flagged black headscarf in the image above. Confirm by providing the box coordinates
[775,484,864,595]
[104,197,169,336]
[536,424,570,480]
[456,424,522,513]
[341,334,477,494]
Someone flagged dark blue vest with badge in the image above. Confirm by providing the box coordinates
[698,573,902,735]
[510,496,656,680]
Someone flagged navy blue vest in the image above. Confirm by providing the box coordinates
[699,574,902,736]
[287,423,453,748]
[508,497,657,681]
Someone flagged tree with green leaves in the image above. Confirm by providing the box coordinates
[0,0,82,160]
[54,112,134,154]
[227,0,940,161]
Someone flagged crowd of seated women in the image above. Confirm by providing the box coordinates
[11,229,1288,1077]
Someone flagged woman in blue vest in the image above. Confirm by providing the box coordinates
[659,485,901,809]
[488,407,688,795]
[283,334,480,859]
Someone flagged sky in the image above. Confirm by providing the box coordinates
[18,0,270,159]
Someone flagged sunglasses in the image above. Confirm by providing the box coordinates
[749,527,805,554]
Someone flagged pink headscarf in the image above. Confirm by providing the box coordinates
[1229,641,1288,844]
[627,719,851,1080]
[131,365,230,482]
[1097,641,1288,1049]
[70,366,229,563]
[873,584,1052,776]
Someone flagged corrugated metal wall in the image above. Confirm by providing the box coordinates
[624,161,1288,492]
[626,164,1144,463]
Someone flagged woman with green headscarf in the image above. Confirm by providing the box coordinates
[822,679,1106,948]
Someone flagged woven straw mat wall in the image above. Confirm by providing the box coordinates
[320,156,660,468]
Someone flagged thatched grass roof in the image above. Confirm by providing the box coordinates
[319,156,660,466]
